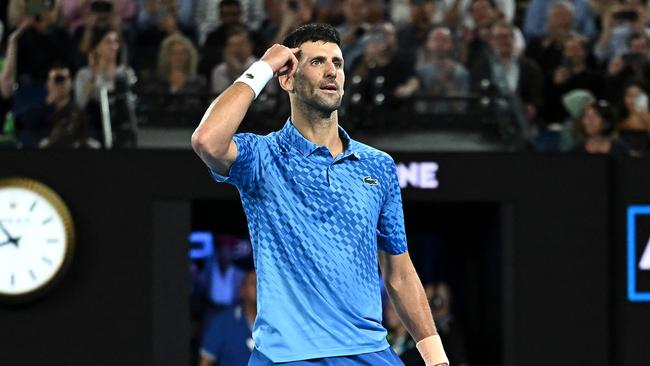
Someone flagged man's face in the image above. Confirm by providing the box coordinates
[46,68,72,98]
[471,0,495,28]
[292,41,345,114]
[226,32,253,61]
[630,36,650,54]
[548,3,573,31]
[220,4,242,26]
[563,36,584,62]
[491,25,514,58]
[426,28,452,58]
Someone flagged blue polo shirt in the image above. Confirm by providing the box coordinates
[201,306,254,365]
[210,119,408,362]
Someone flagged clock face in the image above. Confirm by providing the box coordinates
[0,180,74,299]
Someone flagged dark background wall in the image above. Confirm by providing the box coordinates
[0,151,647,365]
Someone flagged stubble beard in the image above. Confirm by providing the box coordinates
[293,75,343,119]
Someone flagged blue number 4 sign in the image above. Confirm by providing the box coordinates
[628,205,650,302]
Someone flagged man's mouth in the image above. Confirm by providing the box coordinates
[320,83,338,93]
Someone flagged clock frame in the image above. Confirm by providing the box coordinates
[0,177,75,303]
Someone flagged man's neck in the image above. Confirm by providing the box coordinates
[243,302,257,327]
[290,107,344,157]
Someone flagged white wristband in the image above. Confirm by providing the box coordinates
[416,335,450,366]
[234,61,274,99]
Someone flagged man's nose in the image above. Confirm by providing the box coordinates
[324,61,337,77]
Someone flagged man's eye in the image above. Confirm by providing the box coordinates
[334,62,342,68]
[311,59,321,65]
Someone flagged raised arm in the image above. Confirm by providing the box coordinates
[379,251,449,366]
[190,44,298,175]
[0,19,30,99]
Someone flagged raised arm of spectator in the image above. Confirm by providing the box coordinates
[191,44,298,175]
[594,6,617,62]
[0,19,30,99]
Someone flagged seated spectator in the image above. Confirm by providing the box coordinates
[460,0,525,68]
[138,0,196,31]
[572,100,629,155]
[72,0,133,71]
[194,0,265,43]
[470,21,543,144]
[604,32,650,102]
[544,32,604,125]
[211,27,256,94]
[16,64,99,148]
[396,0,438,63]
[199,268,256,366]
[523,0,596,40]
[137,33,208,126]
[135,0,198,81]
[594,0,650,64]
[198,0,265,81]
[345,22,418,128]
[615,82,650,155]
[74,27,137,146]
[525,1,579,81]
[415,26,469,113]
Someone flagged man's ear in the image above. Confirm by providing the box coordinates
[278,73,294,92]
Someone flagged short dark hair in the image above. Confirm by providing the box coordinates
[219,0,241,10]
[282,23,341,49]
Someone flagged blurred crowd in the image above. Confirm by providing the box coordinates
[1,0,650,154]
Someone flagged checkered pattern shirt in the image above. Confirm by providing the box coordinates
[210,118,408,362]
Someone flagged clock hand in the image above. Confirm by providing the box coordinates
[0,220,17,240]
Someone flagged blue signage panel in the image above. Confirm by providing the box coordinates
[628,205,650,302]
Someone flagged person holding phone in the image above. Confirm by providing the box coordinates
[594,0,650,63]
[192,23,449,366]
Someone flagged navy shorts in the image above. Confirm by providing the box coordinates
[248,347,406,365]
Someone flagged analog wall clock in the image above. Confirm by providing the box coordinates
[0,178,75,302]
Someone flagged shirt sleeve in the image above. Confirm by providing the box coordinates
[209,133,262,191]
[376,158,408,254]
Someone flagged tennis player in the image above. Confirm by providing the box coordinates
[191,23,449,366]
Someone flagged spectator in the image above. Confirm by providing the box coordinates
[434,0,515,33]
[544,32,604,125]
[594,0,650,64]
[471,21,543,143]
[74,27,137,145]
[72,0,132,71]
[525,1,579,80]
[615,81,650,155]
[397,0,438,62]
[61,0,137,34]
[12,0,72,85]
[16,64,99,148]
[212,26,255,93]
[138,33,208,126]
[194,0,265,43]
[336,0,371,73]
[605,32,650,102]
[572,100,629,155]
[135,0,197,81]
[265,0,314,47]
[523,0,596,40]
[199,268,256,366]
[345,22,418,127]
[137,0,196,31]
[198,0,265,81]
[429,283,470,366]
[415,26,469,113]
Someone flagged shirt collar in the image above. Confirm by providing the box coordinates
[278,118,361,160]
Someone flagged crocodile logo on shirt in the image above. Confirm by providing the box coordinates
[363,176,378,185]
[245,73,254,79]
